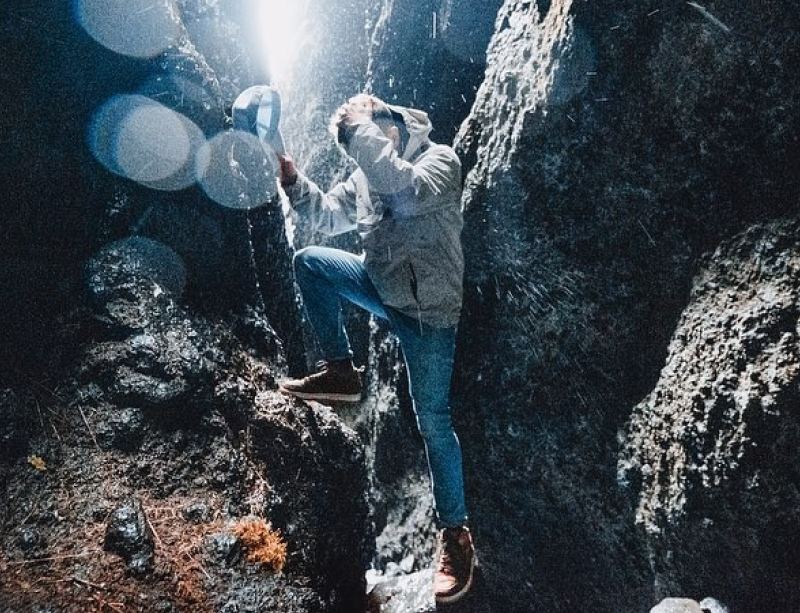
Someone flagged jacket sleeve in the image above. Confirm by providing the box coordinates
[343,122,461,216]
[283,171,358,236]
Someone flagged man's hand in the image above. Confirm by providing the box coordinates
[334,94,375,130]
[331,94,392,145]
[278,154,298,187]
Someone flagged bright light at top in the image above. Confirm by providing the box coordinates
[256,0,308,84]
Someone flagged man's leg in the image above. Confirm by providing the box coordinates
[280,246,388,402]
[389,311,474,603]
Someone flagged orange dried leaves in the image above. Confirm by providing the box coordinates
[231,518,287,573]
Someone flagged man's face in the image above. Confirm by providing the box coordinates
[334,94,400,151]
[355,96,401,152]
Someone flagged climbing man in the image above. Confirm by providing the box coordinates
[276,93,475,603]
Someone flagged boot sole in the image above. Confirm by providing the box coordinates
[279,387,361,403]
[434,556,475,604]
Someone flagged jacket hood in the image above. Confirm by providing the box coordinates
[386,104,433,161]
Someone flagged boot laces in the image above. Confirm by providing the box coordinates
[313,360,364,375]
[438,529,464,574]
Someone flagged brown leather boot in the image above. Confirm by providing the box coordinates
[434,526,475,604]
[278,359,362,403]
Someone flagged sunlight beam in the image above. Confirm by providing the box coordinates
[255,0,308,85]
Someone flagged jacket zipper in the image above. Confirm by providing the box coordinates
[408,262,423,335]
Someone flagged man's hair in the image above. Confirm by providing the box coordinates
[373,106,410,155]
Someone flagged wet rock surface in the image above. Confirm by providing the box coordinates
[94,407,147,451]
[368,570,436,613]
[450,0,800,611]
[104,498,156,575]
[80,239,223,416]
[86,236,187,329]
[216,577,327,613]
[1,230,370,612]
[3,0,800,611]
[621,219,800,612]
[650,597,728,613]
[650,599,704,613]
[367,567,493,613]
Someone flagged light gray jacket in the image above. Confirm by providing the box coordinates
[285,106,464,328]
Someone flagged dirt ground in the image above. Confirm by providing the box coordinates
[0,381,309,613]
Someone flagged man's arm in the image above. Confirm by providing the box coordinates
[343,124,462,214]
[279,154,358,236]
[332,96,460,207]
[341,122,414,195]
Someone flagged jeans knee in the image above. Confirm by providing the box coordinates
[294,247,326,283]
[293,246,313,273]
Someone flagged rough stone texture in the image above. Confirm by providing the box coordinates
[216,577,327,613]
[2,247,370,611]
[649,597,729,613]
[621,219,800,612]
[1,363,370,612]
[4,0,800,611]
[367,570,435,613]
[86,236,187,330]
[452,0,800,611]
[104,498,156,575]
[81,244,222,414]
[248,401,371,612]
[0,0,305,379]
[698,597,729,613]
[94,407,148,451]
[367,567,494,613]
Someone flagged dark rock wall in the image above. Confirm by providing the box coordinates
[4,0,800,609]
[0,0,305,379]
[620,218,800,612]
[453,0,800,611]
[1,236,370,612]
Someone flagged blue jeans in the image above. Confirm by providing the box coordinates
[294,245,468,528]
